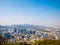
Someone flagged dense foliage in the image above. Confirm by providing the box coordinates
[0,40,60,45]
[35,40,60,45]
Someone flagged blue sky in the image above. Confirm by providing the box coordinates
[0,0,60,27]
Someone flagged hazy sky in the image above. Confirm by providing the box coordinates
[0,0,60,27]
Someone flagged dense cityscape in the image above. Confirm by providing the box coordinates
[0,0,60,45]
[0,24,60,44]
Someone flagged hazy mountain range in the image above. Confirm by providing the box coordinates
[0,24,60,31]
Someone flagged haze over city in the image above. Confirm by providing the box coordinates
[0,0,60,27]
[0,0,60,45]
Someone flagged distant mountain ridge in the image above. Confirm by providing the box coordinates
[0,24,60,31]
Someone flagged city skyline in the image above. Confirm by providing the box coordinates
[0,0,60,27]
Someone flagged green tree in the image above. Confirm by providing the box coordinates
[0,36,7,45]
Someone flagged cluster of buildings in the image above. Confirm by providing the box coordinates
[0,27,60,43]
